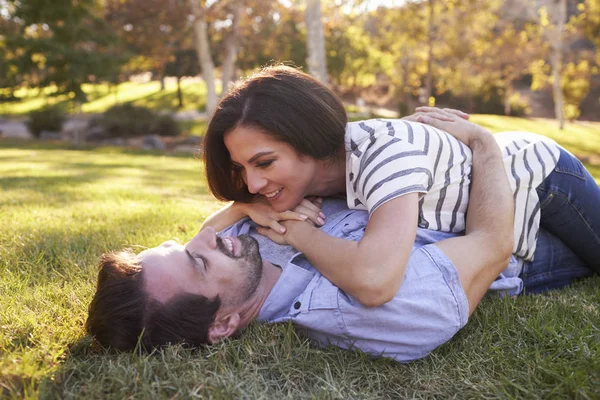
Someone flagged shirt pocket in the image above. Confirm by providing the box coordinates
[340,218,366,242]
[293,276,347,339]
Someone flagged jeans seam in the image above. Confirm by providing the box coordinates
[553,168,587,182]
[543,190,600,245]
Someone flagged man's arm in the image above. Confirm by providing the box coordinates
[419,110,514,314]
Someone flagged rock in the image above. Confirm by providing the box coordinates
[62,119,89,143]
[0,119,32,139]
[181,135,203,146]
[84,125,106,142]
[39,131,63,140]
[173,144,198,154]
[101,138,126,146]
[142,135,166,150]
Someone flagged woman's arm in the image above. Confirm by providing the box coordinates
[201,202,249,232]
[202,199,322,233]
[280,193,420,307]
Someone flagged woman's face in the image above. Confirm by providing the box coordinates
[224,125,318,212]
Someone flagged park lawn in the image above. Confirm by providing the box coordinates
[0,80,213,116]
[1,116,599,399]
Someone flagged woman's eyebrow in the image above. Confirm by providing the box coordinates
[248,151,274,164]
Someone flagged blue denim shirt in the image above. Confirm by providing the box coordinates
[220,198,523,362]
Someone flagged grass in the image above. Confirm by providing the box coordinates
[1,116,599,398]
[0,80,213,117]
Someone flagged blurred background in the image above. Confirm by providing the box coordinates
[0,0,598,145]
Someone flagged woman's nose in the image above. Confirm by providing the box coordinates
[245,170,267,194]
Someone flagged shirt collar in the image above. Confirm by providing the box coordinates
[257,253,315,322]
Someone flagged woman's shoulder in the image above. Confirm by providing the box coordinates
[344,118,413,148]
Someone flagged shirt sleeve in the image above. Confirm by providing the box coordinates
[348,121,433,214]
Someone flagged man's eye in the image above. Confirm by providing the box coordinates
[196,256,208,271]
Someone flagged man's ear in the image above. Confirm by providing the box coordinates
[207,313,240,344]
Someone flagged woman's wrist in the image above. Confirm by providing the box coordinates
[284,219,316,249]
[230,201,250,219]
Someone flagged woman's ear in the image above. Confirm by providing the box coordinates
[207,313,240,344]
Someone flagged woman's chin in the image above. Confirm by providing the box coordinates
[269,194,299,212]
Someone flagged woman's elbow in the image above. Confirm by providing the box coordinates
[353,279,400,308]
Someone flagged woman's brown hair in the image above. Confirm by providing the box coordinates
[203,65,347,202]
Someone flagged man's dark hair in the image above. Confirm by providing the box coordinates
[85,250,221,351]
[204,65,348,203]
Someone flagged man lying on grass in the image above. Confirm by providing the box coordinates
[86,129,596,363]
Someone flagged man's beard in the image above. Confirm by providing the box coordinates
[217,235,263,305]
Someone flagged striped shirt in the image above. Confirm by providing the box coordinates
[344,119,560,261]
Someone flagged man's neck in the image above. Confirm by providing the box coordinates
[235,260,281,327]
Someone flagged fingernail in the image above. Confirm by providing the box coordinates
[279,227,286,233]
[317,217,325,225]
[319,212,325,218]
[299,214,308,220]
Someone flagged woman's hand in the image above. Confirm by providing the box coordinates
[411,106,492,147]
[239,200,305,234]
[255,197,324,245]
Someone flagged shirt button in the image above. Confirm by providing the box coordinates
[294,301,301,310]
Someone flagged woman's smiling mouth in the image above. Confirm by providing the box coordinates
[263,188,283,199]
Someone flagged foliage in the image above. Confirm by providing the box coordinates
[506,92,532,117]
[90,103,180,138]
[26,106,67,137]
[104,0,191,79]
[4,0,129,101]
[153,114,182,137]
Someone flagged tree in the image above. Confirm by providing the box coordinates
[5,0,128,102]
[164,49,200,108]
[305,0,328,84]
[105,0,191,90]
[542,0,568,129]
[190,0,218,113]
[220,1,242,93]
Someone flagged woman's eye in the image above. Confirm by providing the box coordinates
[256,160,273,168]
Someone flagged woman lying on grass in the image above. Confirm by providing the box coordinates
[202,66,600,307]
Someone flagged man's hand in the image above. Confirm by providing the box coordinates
[411,107,489,147]
[403,107,469,123]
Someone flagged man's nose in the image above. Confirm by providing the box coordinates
[187,226,217,251]
[245,169,267,194]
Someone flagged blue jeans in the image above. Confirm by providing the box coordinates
[520,147,600,294]
[536,147,600,274]
[521,228,594,294]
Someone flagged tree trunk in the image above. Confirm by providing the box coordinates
[160,72,166,91]
[504,83,512,116]
[550,0,566,130]
[190,0,218,114]
[305,0,328,84]
[221,1,242,95]
[177,76,183,108]
[425,0,435,102]
[537,0,566,129]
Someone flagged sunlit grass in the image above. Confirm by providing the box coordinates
[0,117,599,398]
[0,80,214,116]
